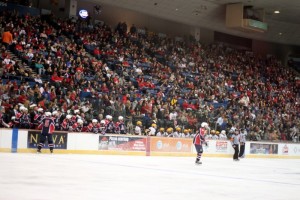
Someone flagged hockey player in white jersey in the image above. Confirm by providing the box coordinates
[205,130,213,140]
[211,130,219,140]
[147,123,157,136]
[156,128,165,137]
[134,121,142,135]
[219,130,228,140]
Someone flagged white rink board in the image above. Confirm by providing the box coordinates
[0,153,299,200]
[0,129,12,148]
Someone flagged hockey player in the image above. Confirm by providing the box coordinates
[33,108,44,128]
[239,129,247,158]
[37,112,55,153]
[219,130,227,140]
[104,115,116,134]
[205,130,213,140]
[182,129,190,138]
[61,115,72,131]
[70,115,78,127]
[174,127,182,137]
[134,121,142,135]
[87,119,100,134]
[19,107,31,129]
[52,111,61,131]
[193,122,209,165]
[116,116,126,134]
[231,129,240,161]
[156,128,165,137]
[189,129,196,138]
[168,127,179,137]
[211,130,219,140]
[14,106,24,128]
[99,120,106,133]
[104,115,111,125]
[72,119,84,132]
[147,123,157,136]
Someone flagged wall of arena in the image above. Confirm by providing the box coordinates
[1,129,300,158]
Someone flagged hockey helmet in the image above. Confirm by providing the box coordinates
[45,112,52,117]
[37,108,44,112]
[159,127,165,132]
[201,122,209,128]
[221,130,226,135]
[19,106,26,111]
[176,127,181,131]
[118,116,124,121]
[151,123,157,128]
[77,119,83,124]
[92,119,98,123]
[100,120,105,124]
[52,111,58,116]
[166,127,173,133]
[66,115,72,119]
[136,121,142,126]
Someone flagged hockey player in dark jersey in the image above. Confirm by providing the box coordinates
[99,120,106,133]
[37,112,55,153]
[193,122,209,165]
[33,108,44,128]
[87,119,101,134]
[61,115,72,131]
[19,107,31,129]
[14,106,24,128]
[52,111,62,130]
[71,119,84,132]
[115,116,126,134]
[104,115,116,134]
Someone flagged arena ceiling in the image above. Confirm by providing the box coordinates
[89,0,300,46]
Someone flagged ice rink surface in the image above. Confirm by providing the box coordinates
[0,153,300,200]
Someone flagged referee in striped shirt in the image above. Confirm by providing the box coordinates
[231,129,240,161]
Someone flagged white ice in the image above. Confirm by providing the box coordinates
[0,153,300,200]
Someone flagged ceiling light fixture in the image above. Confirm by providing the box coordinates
[274,10,280,14]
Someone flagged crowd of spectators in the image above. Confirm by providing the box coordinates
[0,9,299,142]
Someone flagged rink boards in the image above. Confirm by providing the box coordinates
[0,128,300,158]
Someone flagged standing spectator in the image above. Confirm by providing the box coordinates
[37,112,55,154]
[2,28,13,49]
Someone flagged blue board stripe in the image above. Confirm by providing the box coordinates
[11,128,18,153]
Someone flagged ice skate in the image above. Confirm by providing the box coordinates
[233,159,240,161]
[37,149,41,154]
[195,160,202,165]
